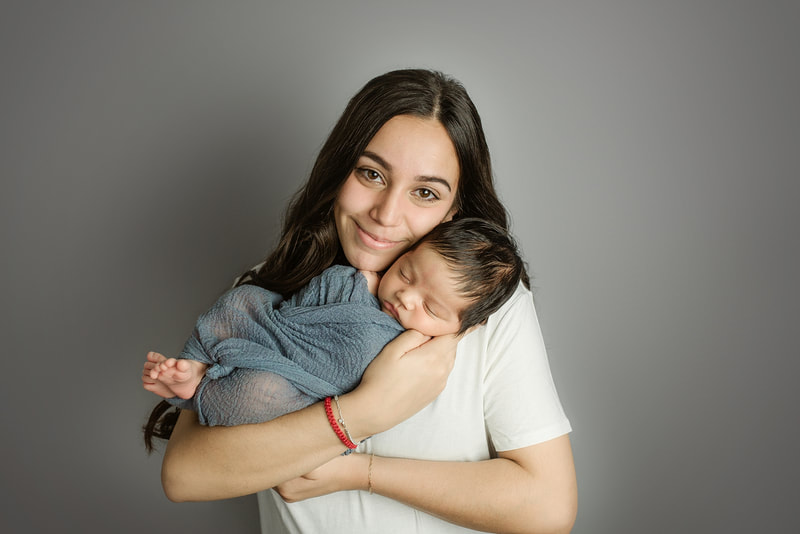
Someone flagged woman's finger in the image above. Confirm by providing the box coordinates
[378,329,431,360]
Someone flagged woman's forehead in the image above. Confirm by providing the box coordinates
[363,115,459,188]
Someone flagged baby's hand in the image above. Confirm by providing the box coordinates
[359,270,380,296]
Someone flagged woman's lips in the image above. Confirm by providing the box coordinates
[356,223,401,250]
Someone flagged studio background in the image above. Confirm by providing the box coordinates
[2,1,798,533]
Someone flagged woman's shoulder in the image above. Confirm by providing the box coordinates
[468,281,540,350]
[491,282,535,321]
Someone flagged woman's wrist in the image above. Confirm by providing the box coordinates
[367,452,376,494]
[336,390,378,442]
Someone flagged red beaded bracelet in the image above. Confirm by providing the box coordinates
[325,396,358,450]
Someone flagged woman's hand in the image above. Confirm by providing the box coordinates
[342,329,460,440]
[274,453,370,503]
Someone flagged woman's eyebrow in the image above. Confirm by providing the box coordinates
[362,151,453,192]
[362,151,392,170]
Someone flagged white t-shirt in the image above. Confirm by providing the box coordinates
[257,282,571,533]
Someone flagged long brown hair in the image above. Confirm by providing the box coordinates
[143,69,514,451]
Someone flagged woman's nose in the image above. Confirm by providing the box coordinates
[369,190,402,226]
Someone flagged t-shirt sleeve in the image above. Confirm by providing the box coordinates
[482,284,572,452]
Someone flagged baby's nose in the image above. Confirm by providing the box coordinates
[397,290,416,309]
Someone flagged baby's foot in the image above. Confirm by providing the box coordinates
[142,352,178,398]
[142,351,206,399]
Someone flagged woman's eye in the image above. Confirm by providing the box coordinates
[358,168,383,183]
[414,188,439,201]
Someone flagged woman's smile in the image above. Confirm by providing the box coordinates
[355,223,403,250]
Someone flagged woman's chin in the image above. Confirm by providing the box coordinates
[345,250,397,273]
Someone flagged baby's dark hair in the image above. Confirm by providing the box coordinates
[414,217,526,335]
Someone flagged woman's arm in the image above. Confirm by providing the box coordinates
[163,402,342,501]
[160,330,460,501]
[277,435,577,534]
[373,435,577,534]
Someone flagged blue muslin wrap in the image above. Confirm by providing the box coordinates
[167,265,404,426]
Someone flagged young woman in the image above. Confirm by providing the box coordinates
[145,69,577,533]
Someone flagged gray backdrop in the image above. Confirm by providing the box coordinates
[2,1,798,533]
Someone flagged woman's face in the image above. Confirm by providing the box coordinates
[334,115,460,272]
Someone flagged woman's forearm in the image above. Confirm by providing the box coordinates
[370,435,577,534]
[162,403,346,501]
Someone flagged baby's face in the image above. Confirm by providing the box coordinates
[377,242,470,337]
